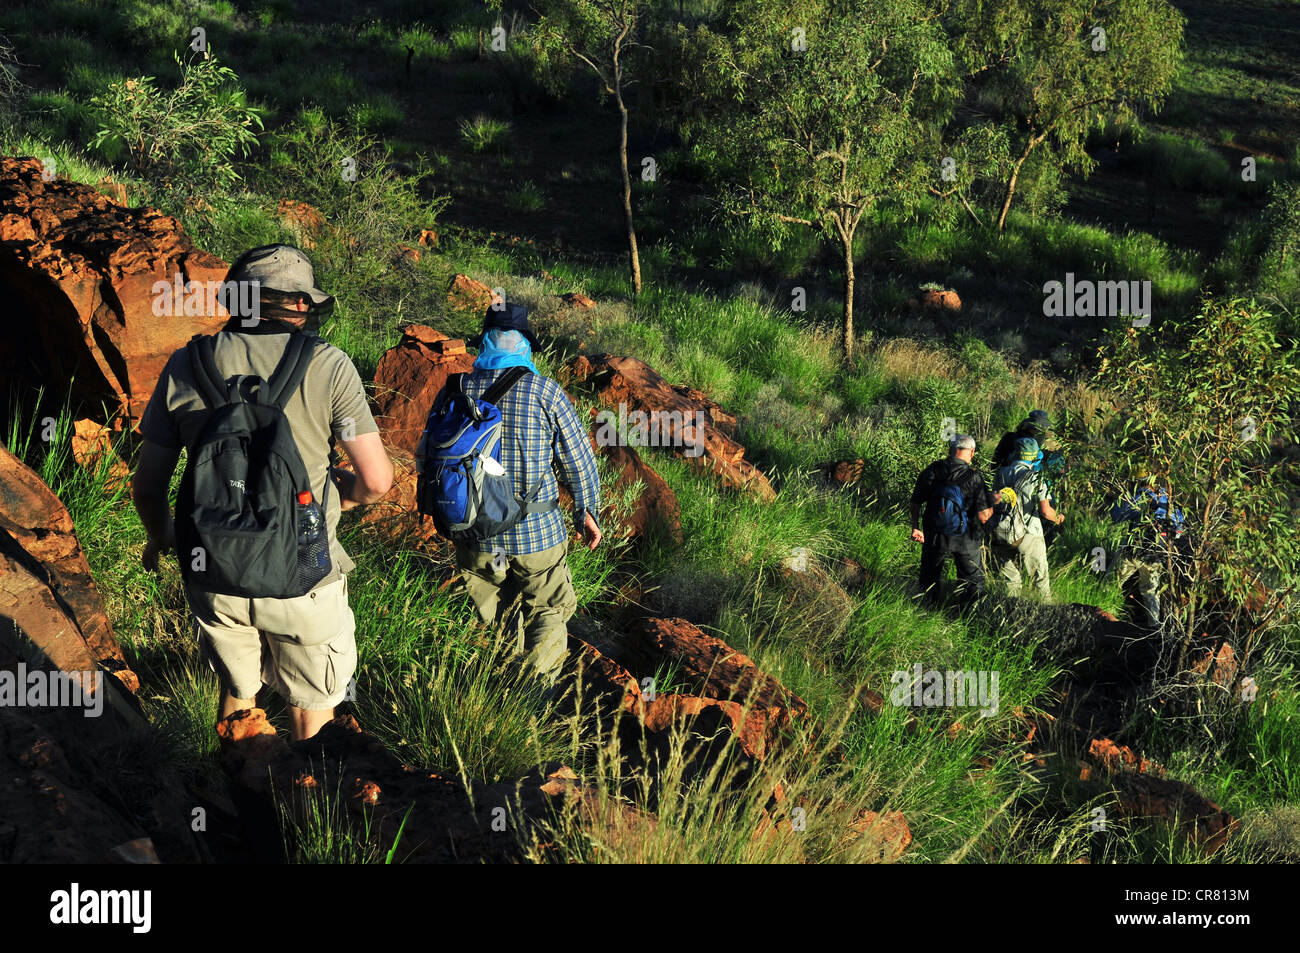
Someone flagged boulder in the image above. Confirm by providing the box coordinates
[370,323,475,454]
[560,292,597,310]
[566,354,776,501]
[70,417,130,493]
[0,156,228,423]
[558,428,683,546]
[447,273,497,313]
[0,441,139,698]
[0,705,151,862]
[276,199,329,249]
[838,809,913,862]
[820,458,865,487]
[218,710,587,863]
[907,288,961,313]
[1081,737,1238,855]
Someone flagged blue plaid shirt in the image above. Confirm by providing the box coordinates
[458,366,602,555]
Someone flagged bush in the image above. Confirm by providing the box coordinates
[87,50,262,193]
[458,113,512,154]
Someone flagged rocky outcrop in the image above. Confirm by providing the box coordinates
[569,616,810,764]
[447,273,496,313]
[218,710,586,863]
[558,430,683,547]
[1080,737,1238,855]
[565,354,776,501]
[0,156,228,423]
[370,324,475,454]
[0,441,139,699]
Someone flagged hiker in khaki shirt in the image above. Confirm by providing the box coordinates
[133,245,394,741]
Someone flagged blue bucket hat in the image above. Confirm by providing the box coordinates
[469,300,538,350]
[1014,437,1043,466]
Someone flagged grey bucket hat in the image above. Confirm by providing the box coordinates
[222,244,333,308]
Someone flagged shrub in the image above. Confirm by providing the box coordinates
[458,113,512,154]
[87,50,262,193]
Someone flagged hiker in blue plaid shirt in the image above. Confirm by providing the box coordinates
[447,301,602,682]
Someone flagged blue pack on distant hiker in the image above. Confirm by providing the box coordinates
[415,366,557,542]
[927,482,968,536]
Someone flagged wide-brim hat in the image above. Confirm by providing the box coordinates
[223,244,333,308]
[469,300,539,350]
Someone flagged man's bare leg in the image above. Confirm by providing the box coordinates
[289,705,334,742]
[219,691,256,722]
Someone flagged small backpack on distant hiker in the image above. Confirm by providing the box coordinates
[989,463,1038,548]
[925,480,969,536]
[174,331,333,599]
[415,366,558,542]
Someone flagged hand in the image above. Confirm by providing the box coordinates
[1055,512,1065,526]
[581,511,603,551]
[910,528,925,544]
[142,525,175,572]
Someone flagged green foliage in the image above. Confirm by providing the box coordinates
[86,50,263,192]
[1091,297,1300,672]
[947,0,1186,228]
[681,0,957,362]
[458,113,513,153]
[1255,181,1300,316]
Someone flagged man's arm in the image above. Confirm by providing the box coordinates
[551,388,603,550]
[909,468,930,542]
[333,432,394,510]
[132,439,182,571]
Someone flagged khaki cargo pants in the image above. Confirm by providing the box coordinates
[1115,552,1161,627]
[454,540,576,683]
[992,533,1051,600]
[185,574,357,710]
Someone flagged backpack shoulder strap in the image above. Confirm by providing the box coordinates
[268,332,319,410]
[482,365,531,406]
[187,335,229,409]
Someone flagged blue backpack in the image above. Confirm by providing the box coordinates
[926,476,969,536]
[415,366,557,542]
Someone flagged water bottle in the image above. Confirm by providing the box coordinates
[296,489,330,589]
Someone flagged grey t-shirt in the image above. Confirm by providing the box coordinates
[139,331,379,587]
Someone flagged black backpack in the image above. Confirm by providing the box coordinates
[174,332,333,598]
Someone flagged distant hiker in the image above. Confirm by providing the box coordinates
[133,244,394,742]
[988,438,1064,601]
[909,434,996,606]
[1109,467,1186,629]
[993,410,1065,543]
[417,301,602,687]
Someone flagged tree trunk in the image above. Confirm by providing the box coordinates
[841,228,856,368]
[615,83,643,296]
[997,142,1035,233]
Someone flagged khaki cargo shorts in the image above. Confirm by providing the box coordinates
[185,575,357,711]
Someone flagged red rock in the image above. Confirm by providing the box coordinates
[911,288,961,312]
[0,157,228,423]
[418,228,439,248]
[349,778,382,808]
[822,458,864,486]
[371,324,476,455]
[566,354,776,501]
[276,199,328,249]
[839,809,912,862]
[0,442,139,696]
[560,292,597,310]
[447,273,497,313]
[395,244,421,263]
[97,178,128,206]
[70,418,130,492]
[557,429,683,546]
[1189,641,1237,689]
[344,447,440,550]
